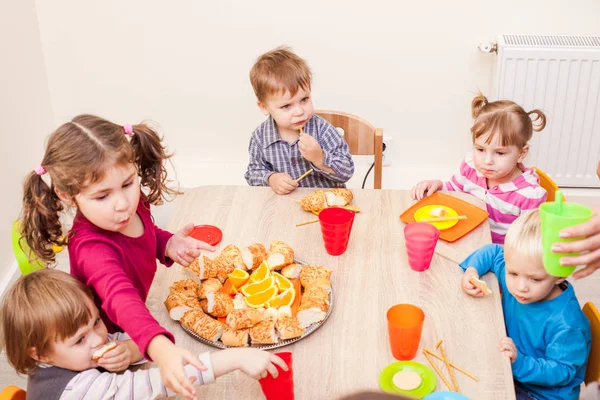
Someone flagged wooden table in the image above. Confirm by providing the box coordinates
[147,186,515,399]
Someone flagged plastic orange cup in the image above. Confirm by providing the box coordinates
[387,304,425,360]
[259,352,294,400]
[404,222,440,272]
[318,207,355,256]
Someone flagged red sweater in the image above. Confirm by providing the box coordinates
[68,196,174,358]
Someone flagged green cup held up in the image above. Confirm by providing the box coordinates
[540,191,592,277]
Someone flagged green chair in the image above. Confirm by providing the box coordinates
[11,220,44,275]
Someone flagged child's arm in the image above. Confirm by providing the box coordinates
[506,329,589,387]
[60,350,286,400]
[164,223,216,267]
[303,126,354,183]
[245,134,275,186]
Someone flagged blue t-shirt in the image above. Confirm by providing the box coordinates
[460,244,591,400]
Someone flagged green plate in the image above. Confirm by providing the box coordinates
[379,361,436,398]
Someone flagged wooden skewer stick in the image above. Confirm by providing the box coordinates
[424,349,479,382]
[421,215,468,222]
[295,219,319,227]
[423,350,454,391]
[437,340,460,392]
[295,169,313,183]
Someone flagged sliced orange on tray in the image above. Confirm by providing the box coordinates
[250,261,270,283]
[267,288,295,308]
[273,272,293,293]
[244,286,278,308]
[228,268,249,288]
[241,276,275,297]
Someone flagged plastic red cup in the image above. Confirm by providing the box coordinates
[387,304,425,360]
[318,208,355,256]
[259,351,294,400]
[404,222,440,272]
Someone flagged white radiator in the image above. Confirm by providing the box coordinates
[494,34,600,188]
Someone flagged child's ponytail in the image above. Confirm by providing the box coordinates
[527,109,547,132]
[129,124,180,205]
[471,93,489,119]
[21,171,66,265]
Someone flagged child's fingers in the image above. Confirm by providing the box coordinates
[266,362,279,379]
[573,261,600,279]
[179,223,195,237]
[168,376,197,400]
[270,354,288,371]
[184,351,207,371]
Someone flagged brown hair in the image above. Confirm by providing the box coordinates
[249,46,312,102]
[21,114,178,264]
[471,93,547,149]
[0,269,94,375]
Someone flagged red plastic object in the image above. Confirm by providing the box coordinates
[259,351,294,400]
[189,225,222,246]
[387,304,425,360]
[318,208,355,256]
[400,192,489,242]
[404,222,440,272]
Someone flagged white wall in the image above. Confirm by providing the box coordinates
[34,0,600,190]
[0,1,54,286]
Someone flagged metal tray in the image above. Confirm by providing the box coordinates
[181,259,333,350]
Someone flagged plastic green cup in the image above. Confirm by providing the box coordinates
[540,191,593,277]
[11,220,44,275]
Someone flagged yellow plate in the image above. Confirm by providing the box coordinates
[414,205,459,231]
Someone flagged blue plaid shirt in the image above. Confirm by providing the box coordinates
[244,115,354,188]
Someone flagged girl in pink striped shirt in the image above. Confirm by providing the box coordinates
[412,93,548,244]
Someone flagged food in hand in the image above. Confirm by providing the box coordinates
[468,276,492,295]
[92,342,117,360]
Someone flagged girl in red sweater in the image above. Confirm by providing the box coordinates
[20,115,215,400]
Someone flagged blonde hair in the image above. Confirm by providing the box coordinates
[249,46,312,102]
[0,269,94,375]
[21,114,178,264]
[471,93,546,149]
[504,209,543,261]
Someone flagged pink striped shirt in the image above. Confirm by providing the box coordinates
[444,153,547,244]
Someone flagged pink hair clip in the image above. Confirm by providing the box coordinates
[123,124,133,135]
[34,164,46,176]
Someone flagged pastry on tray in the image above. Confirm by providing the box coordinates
[266,240,294,270]
[249,317,278,344]
[241,243,268,270]
[200,291,234,317]
[221,328,250,347]
[197,278,222,299]
[181,309,224,342]
[225,308,264,330]
[299,265,332,288]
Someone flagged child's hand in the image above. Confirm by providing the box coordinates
[234,349,288,379]
[499,337,517,363]
[461,267,484,297]
[97,340,137,372]
[149,336,206,400]
[411,180,443,200]
[298,133,324,166]
[166,223,216,266]
[268,173,299,195]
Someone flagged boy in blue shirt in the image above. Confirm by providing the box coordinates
[460,209,591,400]
[245,47,354,194]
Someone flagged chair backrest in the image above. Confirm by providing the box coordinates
[0,386,26,400]
[534,167,562,202]
[315,110,383,189]
[583,301,600,385]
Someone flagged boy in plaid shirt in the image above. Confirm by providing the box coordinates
[245,46,354,194]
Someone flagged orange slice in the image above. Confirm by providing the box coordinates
[250,261,270,283]
[272,272,293,293]
[222,279,238,296]
[244,286,278,308]
[228,268,249,288]
[241,276,275,297]
[266,288,295,309]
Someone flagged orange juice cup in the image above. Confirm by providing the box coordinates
[386,304,425,360]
